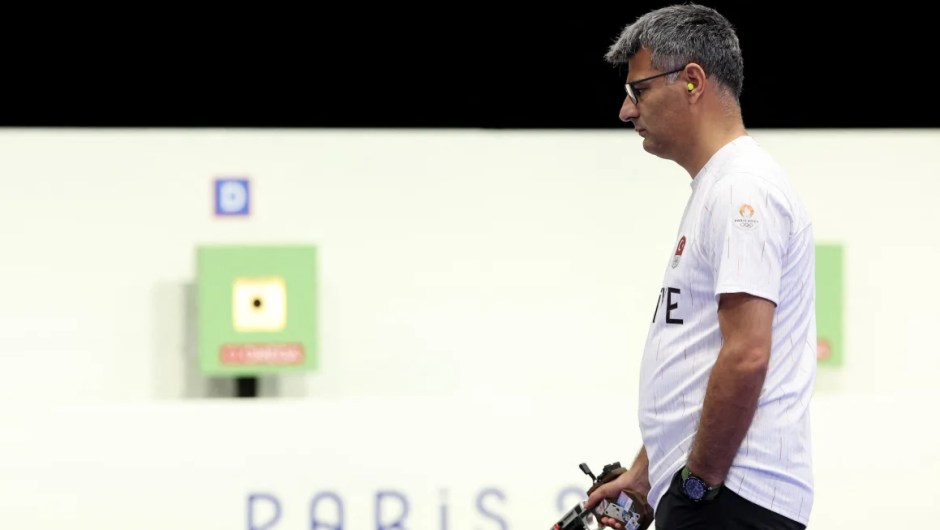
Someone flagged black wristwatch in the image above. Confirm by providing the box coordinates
[680,465,722,502]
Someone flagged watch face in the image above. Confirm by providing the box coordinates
[684,477,706,500]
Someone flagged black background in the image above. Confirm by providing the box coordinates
[2,2,935,129]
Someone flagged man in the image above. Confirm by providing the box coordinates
[583,4,816,529]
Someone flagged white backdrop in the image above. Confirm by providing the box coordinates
[0,128,937,528]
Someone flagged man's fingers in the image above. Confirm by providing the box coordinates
[584,485,611,510]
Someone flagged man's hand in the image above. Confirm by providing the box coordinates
[582,467,653,529]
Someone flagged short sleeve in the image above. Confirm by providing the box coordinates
[701,173,790,306]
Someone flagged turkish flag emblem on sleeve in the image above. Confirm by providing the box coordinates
[671,236,686,269]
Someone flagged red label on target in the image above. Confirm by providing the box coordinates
[220,343,305,365]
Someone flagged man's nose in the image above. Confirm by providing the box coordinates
[619,96,638,122]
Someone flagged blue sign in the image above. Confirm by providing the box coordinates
[214,178,251,216]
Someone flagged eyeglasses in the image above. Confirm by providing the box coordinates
[624,66,687,105]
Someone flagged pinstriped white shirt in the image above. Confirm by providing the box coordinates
[638,135,816,525]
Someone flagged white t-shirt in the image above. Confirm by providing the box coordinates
[637,135,816,525]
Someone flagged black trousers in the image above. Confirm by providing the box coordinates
[654,469,806,530]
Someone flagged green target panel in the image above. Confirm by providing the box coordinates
[815,243,843,368]
[197,245,318,376]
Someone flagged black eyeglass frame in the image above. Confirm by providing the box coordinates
[624,66,688,104]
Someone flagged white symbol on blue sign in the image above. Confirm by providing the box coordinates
[215,178,250,216]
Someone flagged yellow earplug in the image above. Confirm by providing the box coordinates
[687,82,695,91]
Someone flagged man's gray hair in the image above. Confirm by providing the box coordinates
[605,3,744,100]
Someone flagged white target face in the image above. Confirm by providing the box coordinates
[232,277,287,332]
[218,180,248,213]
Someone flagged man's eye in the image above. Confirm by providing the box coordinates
[633,87,646,98]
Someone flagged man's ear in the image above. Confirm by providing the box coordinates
[684,63,706,95]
